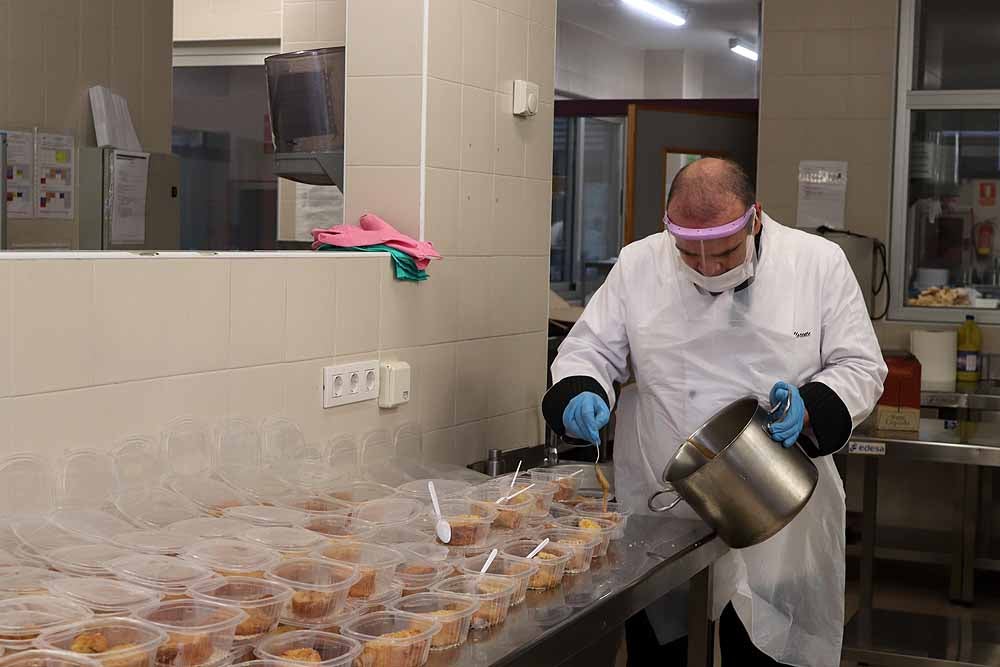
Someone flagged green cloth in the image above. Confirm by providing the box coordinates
[316,243,429,281]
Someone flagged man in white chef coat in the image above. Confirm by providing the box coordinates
[543,158,886,666]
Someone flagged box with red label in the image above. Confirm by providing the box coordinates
[876,351,921,431]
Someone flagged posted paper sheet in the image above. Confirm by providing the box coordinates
[35,133,75,219]
[110,150,149,244]
[2,130,34,218]
[797,160,848,230]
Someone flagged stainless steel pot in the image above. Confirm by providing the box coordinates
[647,396,818,548]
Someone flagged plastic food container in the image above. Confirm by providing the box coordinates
[48,510,134,544]
[326,483,396,507]
[312,543,403,600]
[0,551,16,569]
[546,503,579,525]
[500,540,572,590]
[270,463,347,496]
[111,532,199,558]
[131,600,246,667]
[395,544,447,563]
[527,466,585,502]
[455,553,538,606]
[0,650,101,667]
[300,516,377,544]
[114,490,201,530]
[538,529,600,574]
[43,545,133,577]
[11,518,90,553]
[35,617,167,667]
[220,507,305,529]
[483,477,559,517]
[369,526,431,548]
[0,595,94,651]
[166,519,249,541]
[110,555,217,601]
[253,630,360,667]
[272,496,350,518]
[11,547,48,571]
[395,480,468,503]
[0,567,61,599]
[430,575,515,630]
[340,612,439,667]
[393,557,450,596]
[387,593,479,651]
[265,559,358,624]
[165,476,248,518]
[573,501,631,540]
[240,528,324,558]
[462,486,534,530]
[349,499,422,530]
[343,581,402,616]
[188,578,292,643]
[274,605,363,635]
[431,500,497,547]
[214,466,291,505]
[46,577,162,616]
[181,540,281,578]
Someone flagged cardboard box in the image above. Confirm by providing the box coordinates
[877,351,921,431]
[875,405,920,432]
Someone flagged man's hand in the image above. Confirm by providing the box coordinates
[563,392,610,445]
[769,381,806,447]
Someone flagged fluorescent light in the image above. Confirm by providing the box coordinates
[729,38,758,61]
[621,0,686,27]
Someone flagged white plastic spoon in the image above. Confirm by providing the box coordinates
[508,460,522,492]
[496,483,535,504]
[428,481,451,544]
[479,548,499,574]
[526,537,550,559]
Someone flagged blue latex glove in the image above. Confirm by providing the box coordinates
[769,381,805,448]
[562,392,610,446]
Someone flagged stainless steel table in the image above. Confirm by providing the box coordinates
[425,516,727,667]
[841,419,1000,666]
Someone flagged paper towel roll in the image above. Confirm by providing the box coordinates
[910,330,957,391]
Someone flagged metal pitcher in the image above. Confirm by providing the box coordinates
[647,396,818,548]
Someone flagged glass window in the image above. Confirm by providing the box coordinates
[914,0,1000,90]
[172,65,280,250]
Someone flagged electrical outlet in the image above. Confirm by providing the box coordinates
[323,360,380,408]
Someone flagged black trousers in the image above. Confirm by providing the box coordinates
[625,610,687,666]
[719,603,785,666]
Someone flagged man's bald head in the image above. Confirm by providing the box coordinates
[666,158,755,225]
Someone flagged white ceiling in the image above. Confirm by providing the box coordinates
[557,0,760,55]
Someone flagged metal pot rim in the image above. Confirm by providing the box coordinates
[662,396,759,484]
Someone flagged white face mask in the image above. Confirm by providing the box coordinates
[678,233,756,292]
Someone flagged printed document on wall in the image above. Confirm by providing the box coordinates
[110,150,149,244]
[35,133,75,219]
[797,160,847,230]
[2,130,34,218]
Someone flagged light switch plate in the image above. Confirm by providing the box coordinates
[323,360,380,408]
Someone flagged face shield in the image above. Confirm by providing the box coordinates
[665,205,758,292]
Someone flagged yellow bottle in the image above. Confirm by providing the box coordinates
[957,315,983,383]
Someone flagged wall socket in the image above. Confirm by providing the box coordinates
[323,360,380,408]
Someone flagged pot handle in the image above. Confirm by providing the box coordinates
[766,392,793,433]
[648,484,683,513]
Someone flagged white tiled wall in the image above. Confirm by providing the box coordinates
[0,253,545,468]
[173,0,283,41]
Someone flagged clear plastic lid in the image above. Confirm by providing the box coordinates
[11,546,49,570]
[313,542,404,570]
[44,544,133,576]
[45,576,162,614]
[0,650,102,667]
[165,475,249,516]
[161,417,213,477]
[254,630,361,667]
[325,435,358,473]
[0,455,56,517]
[215,417,263,470]
[0,595,94,647]
[221,506,307,528]
[370,526,432,547]
[111,435,162,492]
[352,498,424,527]
[11,517,92,553]
[396,544,448,562]
[110,554,216,593]
[215,465,292,504]
[273,495,351,517]
[260,418,308,465]
[0,549,16,568]
[395,479,469,502]
[340,611,439,647]
[0,567,61,597]
[110,530,199,556]
[326,482,396,506]
[48,509,134,543]
[166,518,250,540]
[265,558,359,593]
[58,450,115,510]
[113,488,201,529]
[241,527,324,554]
[301,516,377,543]
[182,539,282,576]
[188,577,293,611]
[270,462,347,495]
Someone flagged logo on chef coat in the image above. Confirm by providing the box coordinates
[793,330,812,338]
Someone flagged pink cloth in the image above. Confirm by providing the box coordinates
[311,214,441,269]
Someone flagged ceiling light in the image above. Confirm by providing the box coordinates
[729,38,758,61]
[621,0,686,27]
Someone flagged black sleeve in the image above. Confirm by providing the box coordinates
[542,376,610,445]
[797,381,853,458]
